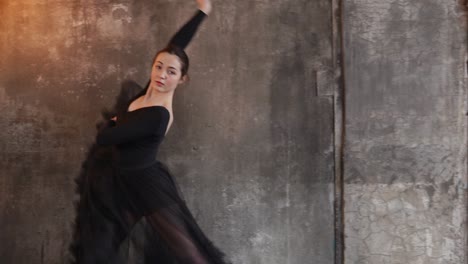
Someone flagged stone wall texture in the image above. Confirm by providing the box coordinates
[342,0,467,263]
[0,0,466,263]
[0,1,337,263]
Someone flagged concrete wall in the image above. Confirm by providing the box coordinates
[0,1,336,263]
[2,0,466,263]
[342,0,467,263]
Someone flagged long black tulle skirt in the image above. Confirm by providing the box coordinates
[69,81,230,264]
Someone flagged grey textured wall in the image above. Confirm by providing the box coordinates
[0,1,337,263]
[3,0,465,263]
[343,0,467,263]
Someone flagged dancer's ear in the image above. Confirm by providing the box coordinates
[178,75,188,85]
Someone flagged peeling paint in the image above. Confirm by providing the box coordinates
[345,183,466,263]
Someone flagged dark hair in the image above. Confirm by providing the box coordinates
[152,44,189,77]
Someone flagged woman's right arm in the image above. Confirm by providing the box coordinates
[167,0,212,49]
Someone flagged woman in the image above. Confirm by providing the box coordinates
[69,1,230,263]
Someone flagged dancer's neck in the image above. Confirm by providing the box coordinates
[144,86,174,108]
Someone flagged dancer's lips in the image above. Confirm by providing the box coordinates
[155,81,164,87]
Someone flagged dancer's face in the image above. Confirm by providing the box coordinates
[150,52,186,92]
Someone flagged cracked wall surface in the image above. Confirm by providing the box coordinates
[0,1,336,263]
[343,0,467,263]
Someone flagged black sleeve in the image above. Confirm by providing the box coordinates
[168,9,207,49]
[95,112,167,146]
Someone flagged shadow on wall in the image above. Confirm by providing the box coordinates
[460,0,468,10]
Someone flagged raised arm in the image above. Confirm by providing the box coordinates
[167,0,212,49]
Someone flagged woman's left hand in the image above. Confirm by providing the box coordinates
[196,0,212,15]
[111,116,117,121]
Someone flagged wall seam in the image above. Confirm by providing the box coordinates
[332,0,346,263]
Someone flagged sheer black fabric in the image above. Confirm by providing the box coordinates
[69,80,230,264]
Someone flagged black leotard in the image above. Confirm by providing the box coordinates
[96,106,170,168]
[94,9,208,167]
